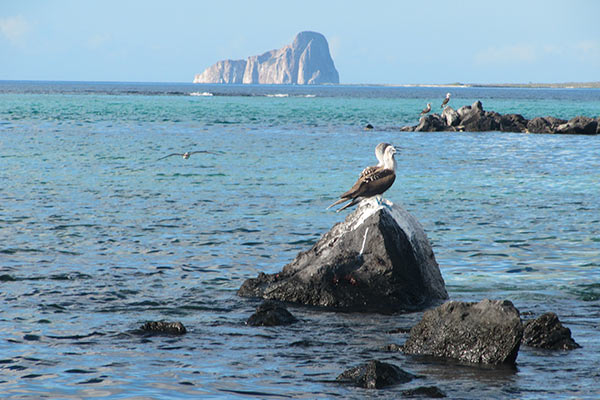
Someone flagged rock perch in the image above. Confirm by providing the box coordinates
[238,198,448,313]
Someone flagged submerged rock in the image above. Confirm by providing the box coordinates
[246,300,298,326]
[138,321,187,335]
[336,360,415,389]
[403,299,523,365]
[401,386,447,398]
[238,198,448,313]
[522,312,581,350]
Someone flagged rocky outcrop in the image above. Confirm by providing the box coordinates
[336,360,415,389]
[238,198,448,313]
[137,321,187,335]
[522,312,581,350]
[401,101,598,135]
[246,300,298,326]
[194,31,339,85]
[402,299,523,365]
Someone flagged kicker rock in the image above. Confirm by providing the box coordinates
[237,198,448,313]
[194,31,339,85]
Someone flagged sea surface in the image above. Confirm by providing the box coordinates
[1,81,599,399]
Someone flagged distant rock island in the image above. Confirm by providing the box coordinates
[194,31,339,85]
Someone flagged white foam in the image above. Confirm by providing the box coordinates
[190,92,213,97]
[266,93,289,98]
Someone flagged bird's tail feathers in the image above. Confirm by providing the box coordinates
[326,197,348,210]
[336,198,360,212]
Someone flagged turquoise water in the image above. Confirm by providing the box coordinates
[1,82,599,398]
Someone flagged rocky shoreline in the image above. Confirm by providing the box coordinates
[400,100,599,134]
[232,198,581,393]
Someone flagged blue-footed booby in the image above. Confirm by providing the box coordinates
[441,93,451,108]
[420,103,431,116]
[157,150,216,161]
[327,144,399,212]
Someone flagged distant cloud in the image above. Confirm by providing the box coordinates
[474,44,537,65]
[0,15,30,45]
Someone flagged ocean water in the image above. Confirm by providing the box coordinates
[0,81,599,399]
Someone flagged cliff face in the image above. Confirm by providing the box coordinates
[194,31,339,85]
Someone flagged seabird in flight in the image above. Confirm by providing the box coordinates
[420,103,431,116]
[157,150,216,161]
[440,93,451,108]
[327,144,399,212]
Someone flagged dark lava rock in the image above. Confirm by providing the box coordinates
[401,100,597,135]
[527,116,567,133]
[441,106,460,127]
[416,113,449,132]
[238,199,448,313]
[336,360,415,389]
[246,300,298,326]
[522,312,581,350]
[403,299,523,365]
[401,386,447,398]
[499,113,528,133]
[139,321,187,335]
[365,123,374,130]
[555,116,598,134]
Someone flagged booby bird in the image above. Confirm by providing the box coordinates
[327,144,399,212]
[157,150,216,161]
[420,103,431,116]
[358,142,391,178]
[440,93,451,108]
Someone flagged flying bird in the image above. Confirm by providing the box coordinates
[440,93,451,108]
[157,150,216,161]
[327,144,399,212]
[420,103,431,116]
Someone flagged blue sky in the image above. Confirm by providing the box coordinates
[1,0,599,84]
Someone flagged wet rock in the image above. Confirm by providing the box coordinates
[139,321,187,335]
[238,199,448,313]
[336,360,415,389]
[526,116,567,133]
[500,113,528,133]
[555,116,598,134]
[246,300,298,326]
[364,123,374,130]
[402,100,597,135]
[401,386,447,398]
[403,299,523,365]
[416,113,449,132]
[442,106,460,126]
[522,312,581,350]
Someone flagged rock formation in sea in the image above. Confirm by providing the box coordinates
[402,299,523,365]
[400,100,599,135]
[522,312,581,350]
[136,321,187,335]
[246,300,298,326]
[336,360,415,389]
[237,198,448,313]
[194,31,339,85]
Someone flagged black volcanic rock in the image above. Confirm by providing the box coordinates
[246,300,298,326]
[238,199,448,313]
[555,116,598,134]
[527,116,568,133]
[523,312,581,350]
[336,360,415,389]
[138,321,187,335]
[402,386,447,398]
[403,299,523,365]
[401,100,597,135]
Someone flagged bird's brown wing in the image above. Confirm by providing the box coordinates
[157,153,183,161]
[351,168,396,198]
